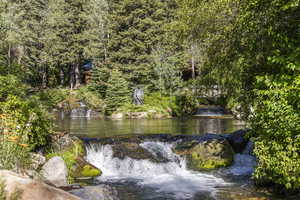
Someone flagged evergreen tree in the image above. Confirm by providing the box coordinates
[105,0,182,89]
[105,69,130,114]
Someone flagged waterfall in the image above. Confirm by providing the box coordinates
[70,103,97,118]
[225,141,257,176]
[85,141,229,199]
[194,106,226,117]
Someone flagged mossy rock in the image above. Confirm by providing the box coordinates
[47,137,100,182]
[111,142,168,163]
[185,139,234,171]
[173,140,200,155]
[71,156,102,178]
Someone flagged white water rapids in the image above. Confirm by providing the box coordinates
[85,141,231,199]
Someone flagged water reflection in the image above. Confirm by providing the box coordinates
[55,117,245,137]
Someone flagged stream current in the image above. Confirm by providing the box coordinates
[56,116,292,200]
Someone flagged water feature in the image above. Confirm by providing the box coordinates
[194,106,227,117]
[55,116,296,200]
[55,117,245,137]
[86,141,228,200]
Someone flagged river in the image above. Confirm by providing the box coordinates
[55,115,294,200]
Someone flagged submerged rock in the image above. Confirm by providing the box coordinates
[111,142,168,162]
[70,185,119,200]
[41,156,68,187]
[0,170,80,200]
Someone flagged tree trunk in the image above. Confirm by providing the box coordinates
[60,66,65,86]
[42,66,48,88]
[74,62,80,88]
[7,43,11,69]
[69,65,74,90]
[191,55,195,79]
[191,44,196,79]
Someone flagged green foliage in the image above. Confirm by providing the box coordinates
[251,74,300,190]
[76,86,104,111]
[32,88,69,110]
[119,92,199,117]
[174,90,199,115]
[105,70,131,114]
[105,0,183,89]
[177,0,300,190]
[0,112,31,170]
[0,96,53,152]
[32,87,104,111]
[88,66,111,98]
[0,75,27,102]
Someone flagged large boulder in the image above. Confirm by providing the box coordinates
[187,139,234,170]
[41,156,68,187]
[0,170,80,200]
[47,135,101,181]
[70,185,119,200]
[174,138,234,171]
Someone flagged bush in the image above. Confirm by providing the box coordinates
[75,86,104,111]
[32,87,104,112]
[174,90,199,115]
[251,74,300,191]
[0,96,53,152]
[0,75,27,102]
[32,88,69,110]
[0,112,31,170]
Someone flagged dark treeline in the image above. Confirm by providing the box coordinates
[0,0,189,93]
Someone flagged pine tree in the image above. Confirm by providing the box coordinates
[105,69,130,114]
[105,0,182,89]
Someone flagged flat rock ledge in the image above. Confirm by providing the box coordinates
[0,170,80,200]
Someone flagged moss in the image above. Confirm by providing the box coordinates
[186,139,234,171]
[189,152,232,170]
[46,140,93,183]
[81,165,102,177]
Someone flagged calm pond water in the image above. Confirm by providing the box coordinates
[55,116,246,137]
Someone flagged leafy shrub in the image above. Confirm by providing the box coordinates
[251,74,300,191]
[32,87,104,112]
[174,90,199,115]
[0,112,31,170]
[33,88,69,109]
[0,96,53,152]
[75,86,104,111]
[119,92,200,117]
[0,75,27,102]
